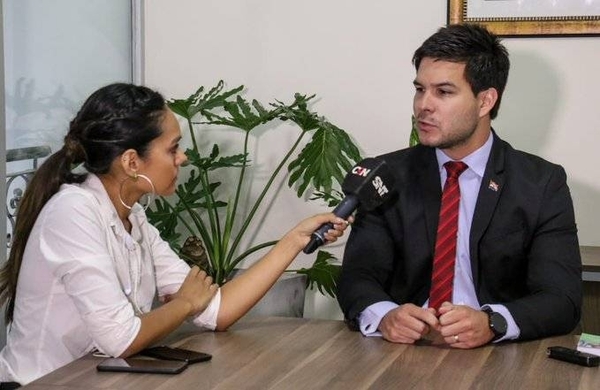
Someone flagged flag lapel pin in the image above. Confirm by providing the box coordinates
[488,180,499,192]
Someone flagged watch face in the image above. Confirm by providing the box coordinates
[490,312,508,335]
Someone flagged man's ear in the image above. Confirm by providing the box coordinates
[478,88,498,118]
[120,149,140,175]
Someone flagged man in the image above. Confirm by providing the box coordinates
[337,24,582,349]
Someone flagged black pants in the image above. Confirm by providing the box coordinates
[0,382,20,389]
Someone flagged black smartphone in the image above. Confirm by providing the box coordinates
[547,346,600,367]
[140,346,212,364]
[96,357,188,374]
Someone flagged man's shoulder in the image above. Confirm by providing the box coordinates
[496,138,563,176]
[490,139,569,198]
[377,144,433,167]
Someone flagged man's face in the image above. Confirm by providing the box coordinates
[413,57,491,159]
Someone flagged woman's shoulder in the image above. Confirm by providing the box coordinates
[50,182,99,208]
[39,182,109,227]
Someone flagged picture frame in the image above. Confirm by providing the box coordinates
[448,0,600,37]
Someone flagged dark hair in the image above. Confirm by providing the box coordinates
[412,24,510,119]
[0,83,166,323]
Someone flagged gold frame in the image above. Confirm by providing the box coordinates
[448,0,600,37]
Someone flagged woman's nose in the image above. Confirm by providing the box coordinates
[178,151,188,166]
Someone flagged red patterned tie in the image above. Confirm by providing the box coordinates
[429,161,468,312]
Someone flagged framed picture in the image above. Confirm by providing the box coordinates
[448,0,600,37]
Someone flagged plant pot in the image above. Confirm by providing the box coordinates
[231,269,307,318]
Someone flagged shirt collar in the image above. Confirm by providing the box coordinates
[80,173,119,225]
[435,131,493,179]
[80,174,145,238]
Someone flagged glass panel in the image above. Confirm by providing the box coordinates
[3,0,132,247]
[3,0,132,152]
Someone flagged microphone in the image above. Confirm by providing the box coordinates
[302,157,395,254]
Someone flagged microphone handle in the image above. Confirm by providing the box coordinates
[302,195,358,254]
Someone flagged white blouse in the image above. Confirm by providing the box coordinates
[0,174,220,385]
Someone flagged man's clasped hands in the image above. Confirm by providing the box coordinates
[378,302,495,349]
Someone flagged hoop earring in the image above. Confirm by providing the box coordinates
[119,173,156,211]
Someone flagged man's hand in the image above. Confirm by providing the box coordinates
[437,302,494,349]
[378,303,440,344]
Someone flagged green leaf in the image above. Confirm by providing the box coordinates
[214,95,280,131]
[168,86,205,120]
[272,94,319,131]
[409,115,420,147]
[310,189,344,207]
[167,81,244,122]
[294,250,342,298]
[287,120,362,198]
[146,197,183,252]
[185,145,247,172]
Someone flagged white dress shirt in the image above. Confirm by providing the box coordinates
[0,174,220,385]
[359,133,520,341]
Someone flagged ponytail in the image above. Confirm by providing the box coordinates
[0,143,86,323]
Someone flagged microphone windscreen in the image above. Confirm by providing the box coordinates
[301,157,395,254]
[341,158,395,210]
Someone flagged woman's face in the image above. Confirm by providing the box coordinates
[139,108,187,196]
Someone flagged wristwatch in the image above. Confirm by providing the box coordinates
[482,307,507,341]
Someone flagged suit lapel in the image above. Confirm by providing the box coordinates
[469,134,506,289]
[414,147,442,253]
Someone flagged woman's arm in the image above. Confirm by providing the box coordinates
[120,266,218,357]
[215,213,349,331]
[122,212,349,356]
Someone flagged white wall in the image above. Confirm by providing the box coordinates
[144,1,600,319]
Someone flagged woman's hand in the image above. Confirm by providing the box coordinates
[289,212,353,248]
[214,212,352,331]
[169,266,218,317]
[123,266,218,357]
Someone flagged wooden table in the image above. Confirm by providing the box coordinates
[581,246,600,334]
[582,246,600,277]
[22,317,600,390]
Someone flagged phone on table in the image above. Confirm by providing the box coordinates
[546,346,600,367]
[140,345,212,364]
[96,357,188,374]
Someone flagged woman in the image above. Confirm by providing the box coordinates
[0,83,349,386]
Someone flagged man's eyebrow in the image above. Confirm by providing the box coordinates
[413,80,457,88]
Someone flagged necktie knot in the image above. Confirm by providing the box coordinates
[444,161,468,179]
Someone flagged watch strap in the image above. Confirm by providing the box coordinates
[482,307,507,340]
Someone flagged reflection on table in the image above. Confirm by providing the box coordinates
[23,316,600,390]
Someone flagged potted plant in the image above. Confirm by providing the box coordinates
[146,81,362,300]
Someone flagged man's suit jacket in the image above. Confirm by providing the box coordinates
[337,133,582,340]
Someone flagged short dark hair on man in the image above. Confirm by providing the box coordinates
[412,23,510,119]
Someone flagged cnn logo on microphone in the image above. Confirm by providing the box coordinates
[351,165,389,197]
[351,166,371,177]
